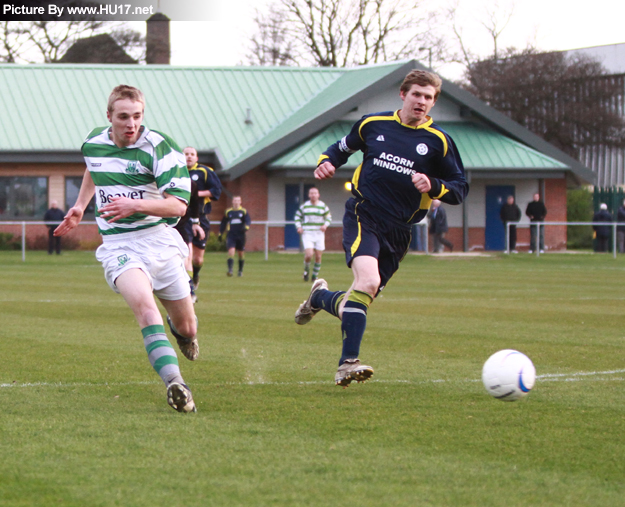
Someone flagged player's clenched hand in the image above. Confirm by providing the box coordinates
[315,162,336,180]
[412,172,432,193]
[54,207,84,236]
[99,196,138,223]
[192,224,205,240]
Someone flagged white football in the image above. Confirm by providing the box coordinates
[482,349,536,401]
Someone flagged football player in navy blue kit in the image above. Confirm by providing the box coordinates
[219,196,251,277]
[183,146,222,291]
[295,70,469,387]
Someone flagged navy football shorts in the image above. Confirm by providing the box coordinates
[342,198,412,294]
[180,214,211,249]
[226,233,246,251]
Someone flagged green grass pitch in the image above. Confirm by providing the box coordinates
[1,250,624,506]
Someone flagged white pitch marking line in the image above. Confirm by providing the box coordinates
[1,369,625,389]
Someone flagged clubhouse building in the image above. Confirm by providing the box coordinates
[0,61,594,252]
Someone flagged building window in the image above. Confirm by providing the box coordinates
[65,176,95,217]
[0,177,48,220]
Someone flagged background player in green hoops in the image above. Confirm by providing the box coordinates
[55,84,199,413]
[219,196,251,277]
[294,187,332,282]
[295,70,468,387]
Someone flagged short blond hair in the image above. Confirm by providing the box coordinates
[400,70,442,100]
[107,84,145,113]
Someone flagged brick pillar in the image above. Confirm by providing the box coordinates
[545,178,567,250]
[221,168,269,251]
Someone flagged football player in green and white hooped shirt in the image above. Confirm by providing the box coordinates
[54,85,199,413]
[294,187,332,282]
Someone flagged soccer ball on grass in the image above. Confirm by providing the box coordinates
[482,349,536,401]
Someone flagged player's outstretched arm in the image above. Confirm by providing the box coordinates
[54,168,95,236]
[315,161,336,180]
[54,207,84,236]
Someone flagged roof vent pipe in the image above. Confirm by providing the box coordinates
[244,108,253,125]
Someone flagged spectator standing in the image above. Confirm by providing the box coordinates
[428,200,453,252]
[44,200,66,254]
[617,199,625,254]
[500,195,521,253]
[525,193,547,253]
[593,203,613,253]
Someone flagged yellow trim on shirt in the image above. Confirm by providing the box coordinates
[422,126,448,157]
[317,154,329,166]
[358,115,396,139]
[351,163,364,197]
[350,202,363,256]
[431,184,449,200]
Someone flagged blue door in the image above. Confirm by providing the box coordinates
[285,184,301,249]
[485,185,514,251]
[285,184,315,249]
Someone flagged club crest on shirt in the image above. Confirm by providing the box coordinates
[416,143,428,155]
[125,161,141,174]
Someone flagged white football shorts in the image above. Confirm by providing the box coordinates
[96,224,190,301]
[301,230,326,251]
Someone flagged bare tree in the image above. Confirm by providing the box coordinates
[443,0,515,70]
[0,21,144,64]
[463,48,625,158]
[247,0,443,67]
[247,5,297,66]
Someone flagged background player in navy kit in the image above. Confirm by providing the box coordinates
[174,179,205,302]
[182,146,222,290]
[295,70,468,387]
[219,196,251,277]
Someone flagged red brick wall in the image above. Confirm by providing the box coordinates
[545,178,567,250]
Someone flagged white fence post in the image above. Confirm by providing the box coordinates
[21,222,26,262]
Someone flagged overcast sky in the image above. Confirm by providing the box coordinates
[133,0,625,81]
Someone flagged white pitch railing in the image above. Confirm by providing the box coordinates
[7,220,621,261]
[506,221,625,259]
[0,220,431,262]
[0,220,98,262]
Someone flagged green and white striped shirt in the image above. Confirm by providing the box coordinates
[82,126,190,236]
[294,200,332,232]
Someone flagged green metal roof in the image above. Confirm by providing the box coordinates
[0,61,593,183]
[226,61,407,171]
[268,121,568,170]
[269,122,363,169]
[0,63,346,160]
[443,123,568,169]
